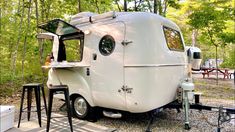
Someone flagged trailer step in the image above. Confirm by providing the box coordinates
[103,111,122,118]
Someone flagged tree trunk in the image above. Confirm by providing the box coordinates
[38,39,47,84]
[94,0,100,13]
[222,44,226,61]
[40,0,45,22]
[8,0,21,63]
[22,0,32,82]
[45,0,52,21]
[124,0,127,11]
[0,8,1,40]
[158,0,163,15]
[78,0,81,12]
[136,0,143,11]
[11,0,25,76]
[216,45,218,85]
[162,0,168,17]
[35,0,46,84]
[146,0,152,12]
[154,0,157,13]
[34,0,39,33]
[115,0,122,12]
[134,0,137,11]
[207,28,218,84]
[192,30,198,47]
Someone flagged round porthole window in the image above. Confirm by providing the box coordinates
[99,35,115,56]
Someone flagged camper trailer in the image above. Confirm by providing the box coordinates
[38,12,189,119]
[186,46,202,71]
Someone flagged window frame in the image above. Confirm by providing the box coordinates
[163,26,185,52]
[57,34,85,62]
[98,35,116,56]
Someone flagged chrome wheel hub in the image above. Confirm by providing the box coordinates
[74,97,87,116]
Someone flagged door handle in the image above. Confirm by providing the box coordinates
[93,53,97,60]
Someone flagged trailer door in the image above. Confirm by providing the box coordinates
[91,22,126,110]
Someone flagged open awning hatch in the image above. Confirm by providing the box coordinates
[38,19,83,38]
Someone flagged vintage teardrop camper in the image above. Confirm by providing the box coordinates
[38,11,188,119]
[186,46,202,71]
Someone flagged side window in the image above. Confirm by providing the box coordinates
[57,35,84,62]
[163,26,184,51]
[193,52,201,59]
[99,35,115,56]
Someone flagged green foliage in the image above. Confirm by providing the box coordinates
[188,2,227,46]
[167,0,234,69]
[220,45,235,69]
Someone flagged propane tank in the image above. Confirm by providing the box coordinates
[181,81,194,91]
[181,80,194,102]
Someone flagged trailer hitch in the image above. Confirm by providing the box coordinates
[145,108,162,132]
[164,101,235,131]
[217,106,230,132]
[145,80,234,132]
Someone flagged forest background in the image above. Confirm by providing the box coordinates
[0,0,234,97]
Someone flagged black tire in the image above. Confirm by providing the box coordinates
[72,96,91,119]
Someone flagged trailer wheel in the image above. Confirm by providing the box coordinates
[184,124,191,130]
[72,96,91,119]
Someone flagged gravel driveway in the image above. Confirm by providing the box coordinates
[3,73,235,132]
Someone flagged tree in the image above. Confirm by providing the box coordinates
[153,0,180,16]
[188,1,233,81]
[114,0,180,15]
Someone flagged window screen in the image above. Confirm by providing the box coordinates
[163,26,184,51]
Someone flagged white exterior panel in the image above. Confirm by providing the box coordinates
[125,65,186,113]
[121,12,187,112]
[90,22,126,110]
[47,68,95,106]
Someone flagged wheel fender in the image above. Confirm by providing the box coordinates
[47,68,95,106]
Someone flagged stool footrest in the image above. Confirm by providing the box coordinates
[22,110,39,112]
[22,106,46,111]
[51,116,69,119]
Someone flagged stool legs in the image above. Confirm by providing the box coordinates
[18,84,47,128]
[41,86,48,115]
[46,90,54,132]
[34,86,42,127]
[27,88,33,121]
[64,89,73,132]
[46,88,73,132]
[18,87,26,128]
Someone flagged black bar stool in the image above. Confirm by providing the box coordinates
[18,83,47,128]
[46,85,73,132]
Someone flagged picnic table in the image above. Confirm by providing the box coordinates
[201,68,232,79]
